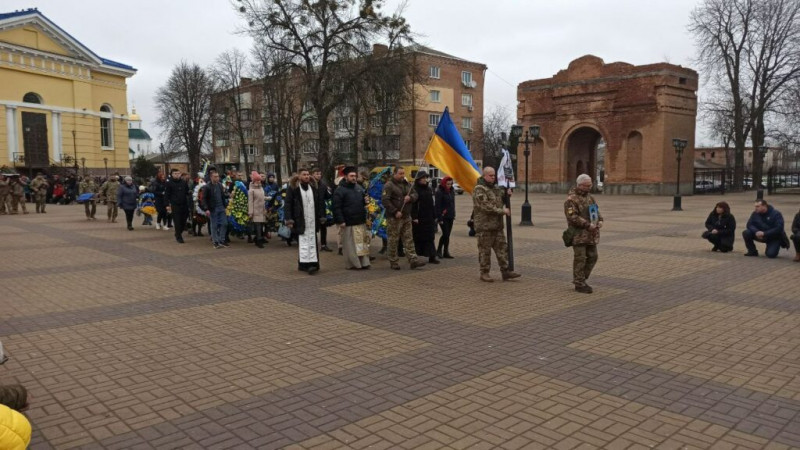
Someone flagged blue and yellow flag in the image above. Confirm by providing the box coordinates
[423,107,481,194]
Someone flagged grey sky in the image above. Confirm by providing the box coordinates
[5,0,709,148]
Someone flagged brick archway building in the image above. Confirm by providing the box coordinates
[516,55,698,194]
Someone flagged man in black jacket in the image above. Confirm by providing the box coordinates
[165,168,191,243]
[333,167,371,269]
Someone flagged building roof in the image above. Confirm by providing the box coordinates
[0,8,136,75]
[128,128,151,140]
[409,44,485,67]
[146,151,189,164]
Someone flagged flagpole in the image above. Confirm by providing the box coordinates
[504,177,514,272]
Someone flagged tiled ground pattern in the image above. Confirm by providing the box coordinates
[0,192,798,449]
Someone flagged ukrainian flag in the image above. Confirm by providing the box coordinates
[423,107,481,193]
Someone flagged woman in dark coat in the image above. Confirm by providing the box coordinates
[117,176,140,231]
[435,176,456,259]
[149,172,171,230]
[703,201,736,252]
[411,171,438,264]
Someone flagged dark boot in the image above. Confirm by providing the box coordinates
[443,244,454,259]
[436,242,444,259]
[256,239,264,248]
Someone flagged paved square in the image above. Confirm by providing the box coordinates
[1,192,799,449]
[570,301,800,400]
[292,367,788,450]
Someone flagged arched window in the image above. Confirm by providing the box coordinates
[701,152,706,159]
[22,92,42,104]
[711,151,715,158]
[100,104,113,148]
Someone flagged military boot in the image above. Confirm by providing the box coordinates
[410,259,426,269]
[574,284,593,294]
[390,262,401,270]
[480,273,494,282]
[501,270,521,281]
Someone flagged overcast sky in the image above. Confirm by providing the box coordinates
[6,0,709,147]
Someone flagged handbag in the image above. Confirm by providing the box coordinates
[277,224,292,240]
[562,227,576,247]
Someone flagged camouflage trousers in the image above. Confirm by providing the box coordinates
[35,194,46,213]
[386,217,418,264]
[572,244,598,286]
[84,200,96,219]
[107,202,119,221]
[0,193,8,214]
[477,231,509,274]
[10,195,26,214]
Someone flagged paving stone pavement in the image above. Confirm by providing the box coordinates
[1,192,799,449]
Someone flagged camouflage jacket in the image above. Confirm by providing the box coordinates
[0,179,9,195]
[472,177,506,232]
[10,180,24,197]
[382,178,417,218]
[100,180,120,202]
[30,177,48,195]
[79,180,98,195]
[564,188,604,245]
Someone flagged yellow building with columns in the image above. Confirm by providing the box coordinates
[0,8,136,176]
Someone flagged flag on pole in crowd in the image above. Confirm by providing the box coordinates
[423,107,481,194]
[497,148,515,188]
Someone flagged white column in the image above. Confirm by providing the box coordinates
[5,106,16,162]
[52,111,62,162]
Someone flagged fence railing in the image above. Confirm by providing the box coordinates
[767,168,800,194]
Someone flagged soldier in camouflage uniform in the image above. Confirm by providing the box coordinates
[472,167,521,282]
[564,174,604,293]
[100,175,121,222]
[9,176,27,214]
[79,177,99,220]
[30,173,49,213]
[0,175,9,214]
[382,167,425,270]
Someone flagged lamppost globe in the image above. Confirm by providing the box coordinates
[510,125,523,139]
[529,125,540,139]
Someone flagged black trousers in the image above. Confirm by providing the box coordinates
[123,208,135,227]
[438,219,453,250]
[172,207,188,239]
[320,225,328,246]
[792,233,800,252]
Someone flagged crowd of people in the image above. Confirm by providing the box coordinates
[3,167,799,283]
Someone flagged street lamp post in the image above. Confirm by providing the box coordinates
[756,146,768,200]
[103,157,108,179]
[511,125,539,226]
[80,157,86,177]
[672,138,687,211]
[71,130,79,171]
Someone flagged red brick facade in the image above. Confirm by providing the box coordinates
[517,55,698,194]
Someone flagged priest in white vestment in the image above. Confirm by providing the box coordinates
[284,169,325,274]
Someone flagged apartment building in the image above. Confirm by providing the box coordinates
[211,45,486,177]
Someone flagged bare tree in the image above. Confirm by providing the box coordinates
[154,61,215,176]
[690,0,800,189]
[481,105,513,170]
[236,0,413,177]
[211,49,256,175]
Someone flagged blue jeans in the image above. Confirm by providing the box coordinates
[211,207,227,245]
[742,229,781,258]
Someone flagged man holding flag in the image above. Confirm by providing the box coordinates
[473,167,521,282]
[423,108,519,281]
